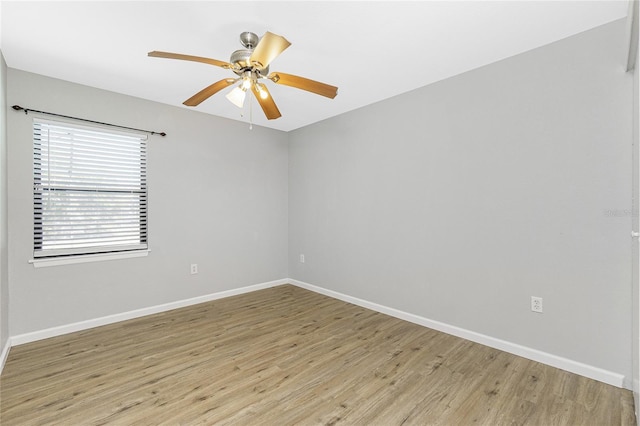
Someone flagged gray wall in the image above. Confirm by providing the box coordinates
[0,50,8,351]
[289,20,633,378]
[7,70,289,336]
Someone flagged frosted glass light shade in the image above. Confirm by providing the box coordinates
[226,87,246,108]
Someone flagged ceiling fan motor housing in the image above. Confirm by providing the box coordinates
[230,49,252,70]
[230,50,269,76]
[230,32,269,76]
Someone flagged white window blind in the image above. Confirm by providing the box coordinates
[33,118,148,258]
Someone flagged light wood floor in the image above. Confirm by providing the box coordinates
[0,284,635,425]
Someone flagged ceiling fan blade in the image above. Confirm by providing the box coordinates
[251,84,282,120]
[148,51,233,69]
[183,79,237,106]
[268,72,338,99]
[249,32,291,70]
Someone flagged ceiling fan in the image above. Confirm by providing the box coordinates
[148,31,338,120]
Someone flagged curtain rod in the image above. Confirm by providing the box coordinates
[12,105,167,137]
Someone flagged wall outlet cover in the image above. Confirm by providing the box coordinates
[531,296,543,313]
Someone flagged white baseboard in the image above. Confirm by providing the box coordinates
[289,279,628,389]
[0,337,10,374]
[10,279,288,346]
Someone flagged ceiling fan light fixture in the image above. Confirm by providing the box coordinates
[225,86,246,108]
[241,73,253,91]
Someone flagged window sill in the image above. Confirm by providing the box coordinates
[29,250,150,268]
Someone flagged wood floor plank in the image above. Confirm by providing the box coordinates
[0,284,635,425]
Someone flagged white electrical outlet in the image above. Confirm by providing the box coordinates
[300,254,305,263]
[190,264,198,275]
[531,296,543,313]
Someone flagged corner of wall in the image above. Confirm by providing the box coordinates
[632,59,639,417]
[632,1,640,416]
[0,47,10,371]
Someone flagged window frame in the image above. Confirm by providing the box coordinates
[31,117,149,265]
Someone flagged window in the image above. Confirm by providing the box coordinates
[33,119,147,259]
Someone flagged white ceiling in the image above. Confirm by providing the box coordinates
[0,1,630,132]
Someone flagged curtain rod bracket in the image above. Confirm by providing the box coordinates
[11,105,167,136]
